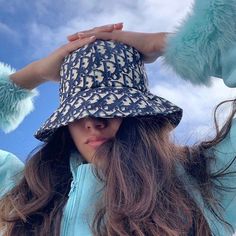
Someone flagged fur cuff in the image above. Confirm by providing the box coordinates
[164,0,236,87]
[0,62,39,133]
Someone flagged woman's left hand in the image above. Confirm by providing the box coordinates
[67,24,169,63]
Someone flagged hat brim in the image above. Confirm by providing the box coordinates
[34,87,183,142]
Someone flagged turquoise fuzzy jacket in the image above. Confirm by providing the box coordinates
[1,0,236,235]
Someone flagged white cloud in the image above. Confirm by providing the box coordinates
[150,64,236,143]
[25,0,194,58]
[152,78,235,121]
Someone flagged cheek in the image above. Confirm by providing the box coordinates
[68,124,84,145]
[68,123,98,162]
[68,125,89,154]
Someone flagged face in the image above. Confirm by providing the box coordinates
[68,117,123,163]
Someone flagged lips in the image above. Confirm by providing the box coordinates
[85,137,109,148]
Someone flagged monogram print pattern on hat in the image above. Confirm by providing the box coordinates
[59,40,149,104]
[34,40,183,142]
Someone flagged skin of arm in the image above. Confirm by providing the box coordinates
[10,62,45,90]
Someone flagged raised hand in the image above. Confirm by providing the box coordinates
[67,24,168,63]
[10,23,122,90]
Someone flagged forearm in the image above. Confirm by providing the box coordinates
[9,62,46,90]
[153,32,168,55]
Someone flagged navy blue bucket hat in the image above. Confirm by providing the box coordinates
[34,40,183,142]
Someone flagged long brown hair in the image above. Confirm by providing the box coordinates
[0,99,235,235]
[0,127,74,235]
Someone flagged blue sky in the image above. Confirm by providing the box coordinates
[0,0,235,162]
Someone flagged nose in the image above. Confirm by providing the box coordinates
[85,117,107,130]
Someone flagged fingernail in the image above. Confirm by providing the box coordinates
[90,36,96,40]
[114,22,123,28]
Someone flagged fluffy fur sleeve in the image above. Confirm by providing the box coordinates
[164,0,236,87]
[0,62,38,133]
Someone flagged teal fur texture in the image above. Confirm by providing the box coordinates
[164,0,236,87]
[0,62,38,133]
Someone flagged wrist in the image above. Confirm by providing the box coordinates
[10,62,46,90]
[155,32,169,55]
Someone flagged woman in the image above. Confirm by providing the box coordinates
[0,2,236,236]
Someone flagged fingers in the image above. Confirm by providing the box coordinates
[68,36,96,52]
[73,30,131,45]
[67,23,123,41]
[66,30,124,44]
[57,36,96,58]
[75,32,116,41]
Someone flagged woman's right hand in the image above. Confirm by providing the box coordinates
[37,23,123,82]
[10,23,123,90]
[10,37,96,90]
[33,37,97,82]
